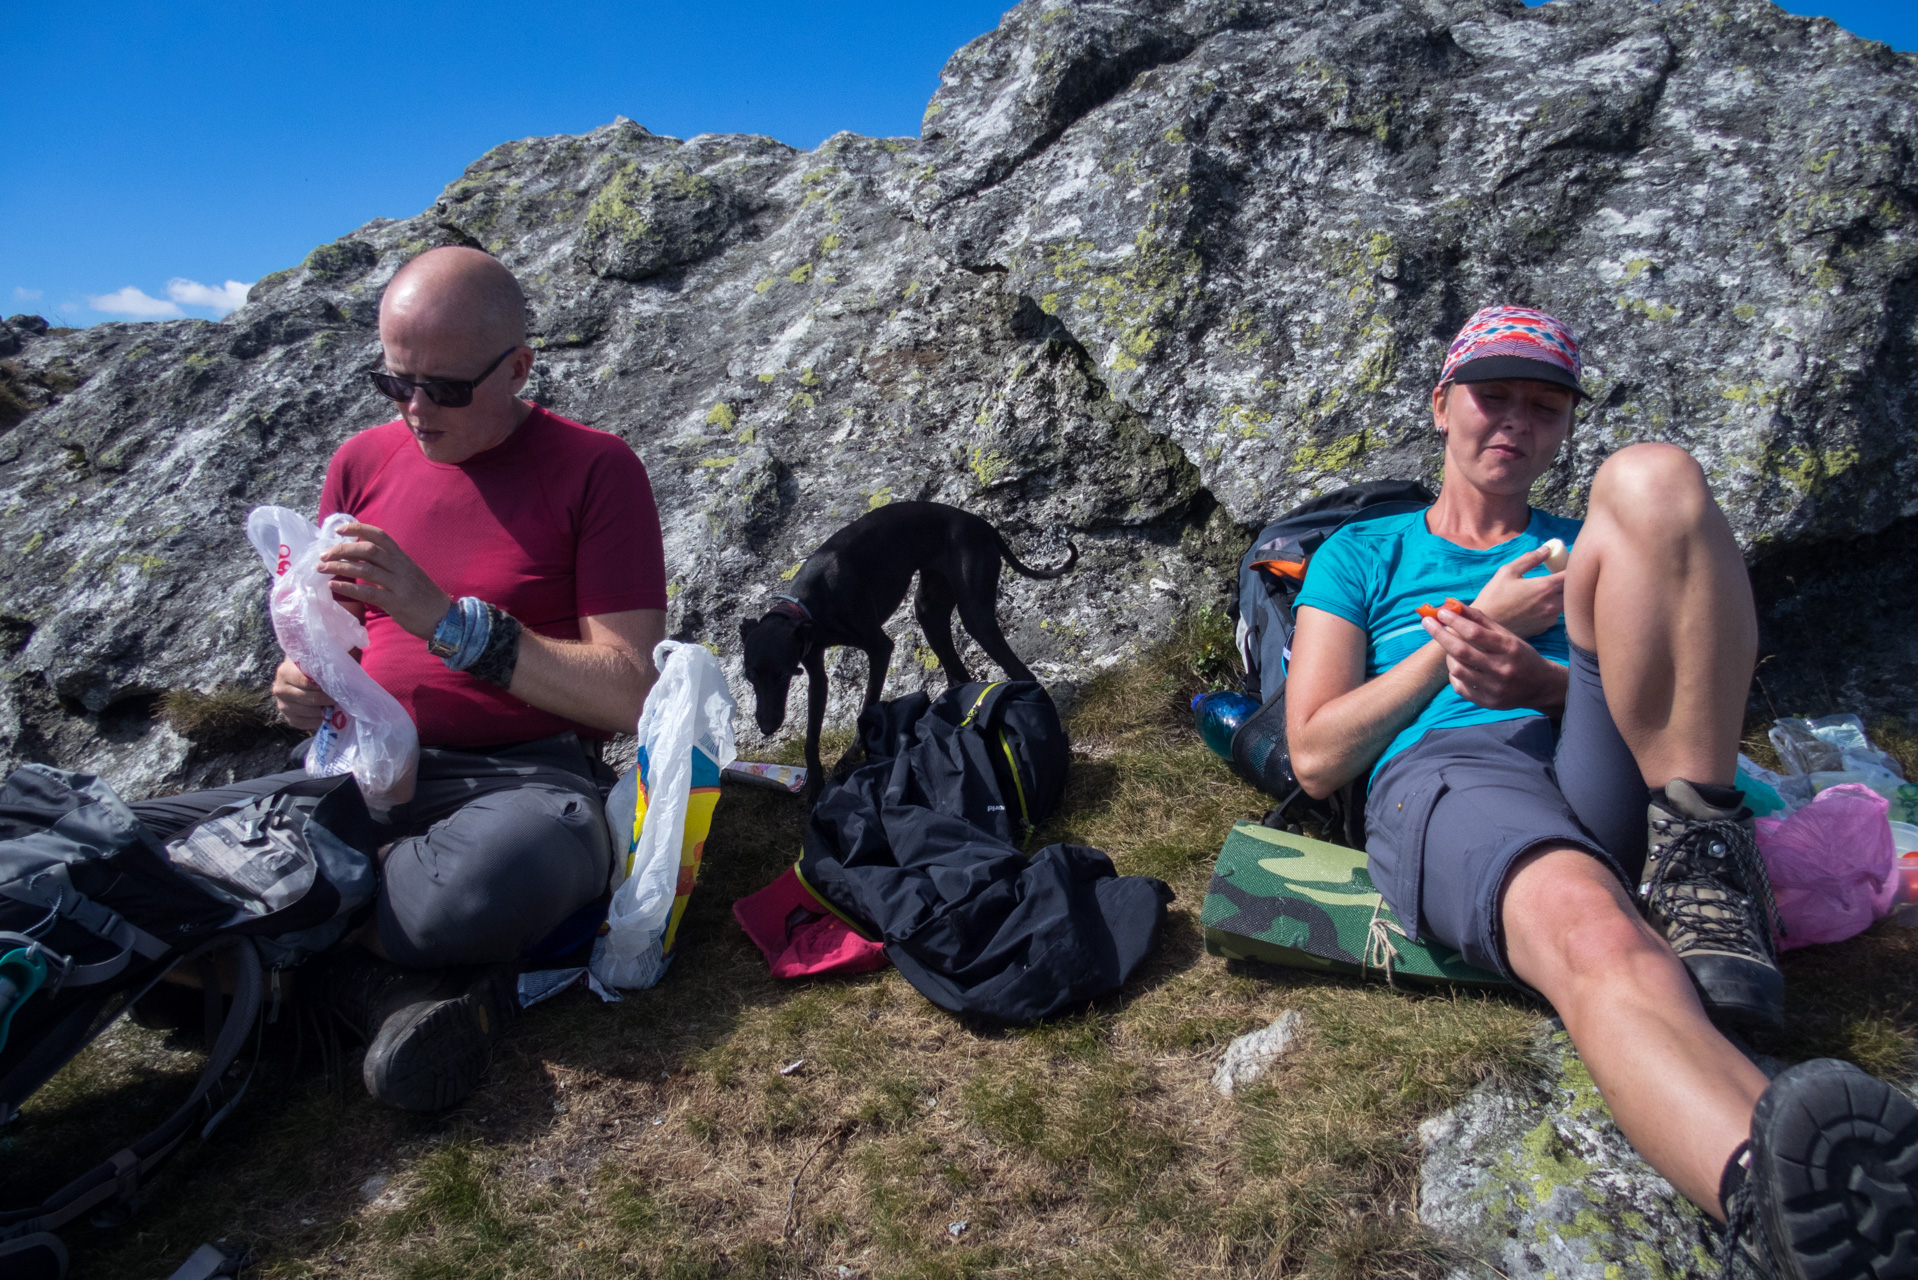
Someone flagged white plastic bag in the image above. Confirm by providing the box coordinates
[590,641,737,990]
[1769,715,1906,781]
[245,506,419,813]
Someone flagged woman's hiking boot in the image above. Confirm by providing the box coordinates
[320,950,518,1112]
[1642,779,1785,1029]
[1721,1059,1918,1279]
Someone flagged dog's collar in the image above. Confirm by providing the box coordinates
[769,593,812,623]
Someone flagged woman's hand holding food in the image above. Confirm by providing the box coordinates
[1419,601,1567,712]
[1461,544,1565,637]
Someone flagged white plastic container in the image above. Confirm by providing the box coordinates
[1886,821,1918,926]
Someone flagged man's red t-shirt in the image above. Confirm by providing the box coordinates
[318,406,667,748]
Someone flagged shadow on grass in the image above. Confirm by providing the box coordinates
[29,776,815,1278]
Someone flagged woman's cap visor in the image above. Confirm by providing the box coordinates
[1449,354,1588,400]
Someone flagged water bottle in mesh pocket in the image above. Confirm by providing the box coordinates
[1229,682,1364,846]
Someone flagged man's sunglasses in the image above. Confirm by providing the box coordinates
[370,346,518,408]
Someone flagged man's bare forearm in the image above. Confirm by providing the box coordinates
[1292,643,1450,796]
[507,631,658,733]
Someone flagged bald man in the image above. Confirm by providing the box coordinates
[134,247,668,1110]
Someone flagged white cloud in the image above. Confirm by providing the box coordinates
[12,287,42,304]
[89,286,184,319]
[167,277,252,316]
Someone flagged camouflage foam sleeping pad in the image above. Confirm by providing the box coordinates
[1201,821,1507,987]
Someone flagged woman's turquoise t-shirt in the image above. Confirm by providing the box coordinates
[1292,507,1582,782]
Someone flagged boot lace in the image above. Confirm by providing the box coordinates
[1719,1184,1772,1279]
[1646,815,1783,959]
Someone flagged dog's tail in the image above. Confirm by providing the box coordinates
[999,530,1079,580]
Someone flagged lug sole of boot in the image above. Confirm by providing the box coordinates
[1751,1060,1918,1280]
[361,991,498,1113]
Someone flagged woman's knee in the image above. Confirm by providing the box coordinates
[1589,443,1715,531]
[1552,896,1662,979]
[1504,852,1660,984]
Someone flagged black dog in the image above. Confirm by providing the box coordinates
[738,501,1078,796]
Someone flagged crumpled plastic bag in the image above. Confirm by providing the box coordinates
[245,506,419,813]
[1769,715,1906,795]
[591,640,737,990]
[1756,783,1897,950]
[1736,754,1796,817]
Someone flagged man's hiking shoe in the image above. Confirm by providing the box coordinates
[1643,779,1785,1029]
[1722,1059,1918,1279]
[322,952,517,1112]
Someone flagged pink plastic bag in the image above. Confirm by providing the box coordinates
[1755,783,1897,950]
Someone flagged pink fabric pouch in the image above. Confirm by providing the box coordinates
[733,867,890,979]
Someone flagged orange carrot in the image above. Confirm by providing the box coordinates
[1416,603,1439,619]
[1443,597,1465,613]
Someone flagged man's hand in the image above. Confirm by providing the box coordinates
[1469,545,1565,638]
[272,659,335,731]
[1422,602,1568,713]
[317,522,453,640]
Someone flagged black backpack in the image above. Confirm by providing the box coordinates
[1227,480,1435,842]
[0,766,380,1268]
[933,680,1069,848]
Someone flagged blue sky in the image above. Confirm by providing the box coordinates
[4,0,1911,327]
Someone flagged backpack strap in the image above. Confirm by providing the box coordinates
[994,733,1034,848]
[0,867,171,991]
[0,935,262,1241]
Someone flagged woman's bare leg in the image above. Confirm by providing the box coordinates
[1503,846,1770,1218]
[1509,442,1772,1218]
[1562,442,1758,788]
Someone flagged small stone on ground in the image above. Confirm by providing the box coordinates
[1213,1009,1304,1097]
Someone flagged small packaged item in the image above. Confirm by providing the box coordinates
[722,761,808,794]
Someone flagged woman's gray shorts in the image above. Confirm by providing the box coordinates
[1363,645,1648,981]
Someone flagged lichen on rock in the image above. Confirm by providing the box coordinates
[1419,1025,1720,1280]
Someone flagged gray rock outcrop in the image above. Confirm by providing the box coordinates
[1418,1027,1719,1280]
[2,0,1914,792]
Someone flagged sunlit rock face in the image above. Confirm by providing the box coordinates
[3,0,1914,792]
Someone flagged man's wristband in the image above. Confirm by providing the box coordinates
[427,596,520,689]
[428,597,490,669]
[467,606,522,689]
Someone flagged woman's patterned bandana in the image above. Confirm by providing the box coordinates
[1438,305,1583,390]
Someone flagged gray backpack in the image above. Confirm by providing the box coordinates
[0,765,379,1270]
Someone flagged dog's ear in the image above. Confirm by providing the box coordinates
[738,618,756,645]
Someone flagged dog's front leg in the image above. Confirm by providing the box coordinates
[862,635,893,709]
[802,646,830,802]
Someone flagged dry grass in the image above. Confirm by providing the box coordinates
[21,621,1916,1278]
[158,685,282,748]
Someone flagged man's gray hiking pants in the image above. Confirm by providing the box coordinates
[134,733,615,968]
